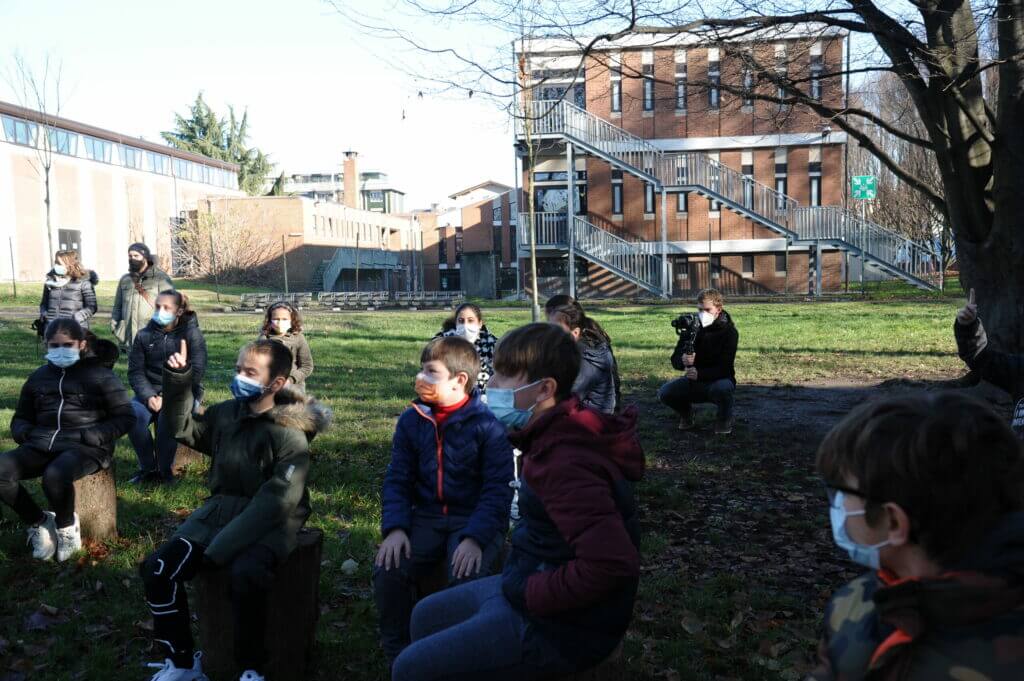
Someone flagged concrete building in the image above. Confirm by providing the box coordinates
[197,195,423,293]
[419,181,520,298]
[270,151,406,213]
[514,25,939,298]
[0,100,244,282]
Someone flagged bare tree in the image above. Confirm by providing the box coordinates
[332,0,1024,351]
[173,207,280,285]
[5,53,66,263]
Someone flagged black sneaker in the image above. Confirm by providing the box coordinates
[714,417,734,435]
[676,407,695,431]
[128,469,161,484]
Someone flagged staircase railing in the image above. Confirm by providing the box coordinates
[573,216,664,295]
[519,212,567,247]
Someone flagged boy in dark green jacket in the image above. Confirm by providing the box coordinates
[140,339,331,681]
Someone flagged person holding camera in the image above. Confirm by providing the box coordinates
[658,288,738,435]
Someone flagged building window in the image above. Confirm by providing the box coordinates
[742,68,754,107]
[174,158,194,180]
[708,53,721,110]
[644,182,655,215]
[775,252,788,274]
[58,229,81,253]
[642,64,654,112]
[710,255,721,279]
[775,44,788,109]
[492,204,502,224]
[677,191,688,213]
[1,116,37,146]
[612,182,623,215]
[146,151,171,175]
[810,176,822,207]
[83,136,112,163]
[775,148,788,210]
[455,227,464,265]
[675,51,687,111]
[510,216,517,255]
[708,152,721,212]
[122,145,143,170]
[610,61,622,113]
[440,270,461,291]
[742,151,754,209]
[493,223,503,258]
[573,82,586,109]
[674,256,689,280]
[47,129,77,155]
[810,45,824,101]
[438,227,448,265]
[810,146,822,207]
[742,255,755,276]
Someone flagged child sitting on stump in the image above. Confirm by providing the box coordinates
[374,336,514,665]
[141,339,331,681]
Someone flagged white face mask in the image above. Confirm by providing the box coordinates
[456,323,481,342]
[698,310,716,327]
[272,319,292,334]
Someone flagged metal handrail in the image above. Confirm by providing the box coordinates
[573,216,663,294]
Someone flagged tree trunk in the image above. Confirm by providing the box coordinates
[44,169,54,262]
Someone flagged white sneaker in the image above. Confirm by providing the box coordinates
[55,513,82,562]
[146,652,209,681]
[26,511,57,561]
[239,671,266,681]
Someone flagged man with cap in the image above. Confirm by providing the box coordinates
[111,243,173,350]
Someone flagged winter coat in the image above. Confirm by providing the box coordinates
[955,318,1024,439]
[670,309,739,384]
[573,340,621,414]
[111,265,173,347]
[161,365,332,565]
[502,397,644,669]
[261,331,314,391]
[10,356,135,469]
[435,326,499,393]
[809,511,1024,681]
[129,313,207,403]
[40,270,99,329]
[381,391,514,548]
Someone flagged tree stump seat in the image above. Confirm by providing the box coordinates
[73,465,117,541]
[194,527,323,681]
[172,445,204,476]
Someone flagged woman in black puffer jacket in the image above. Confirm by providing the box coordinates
[39,250,98,329]
[127,289,207,483]
[545,295,622,415]
[0,319,135,563]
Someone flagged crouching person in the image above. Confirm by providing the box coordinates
[391,323,644,681]
[374,336,513,665]
[140,339,331,681]
[811,392,1024,680]
[0,319,134,562]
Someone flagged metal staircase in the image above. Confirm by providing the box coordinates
[516,99,940,293]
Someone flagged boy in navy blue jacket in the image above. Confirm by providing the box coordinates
[374,336,514,662]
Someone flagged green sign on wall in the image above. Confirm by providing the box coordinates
[851,175,877,200]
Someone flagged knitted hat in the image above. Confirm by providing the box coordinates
[128,242,154,264]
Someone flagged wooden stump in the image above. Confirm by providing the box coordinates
[195,527,323,681]
[172,445,204,476]
[73,466,117,541]
[557,643,624,681]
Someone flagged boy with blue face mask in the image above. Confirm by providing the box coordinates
[812,393,1024,681]
[374,336,513,668]
[139,339,331,681]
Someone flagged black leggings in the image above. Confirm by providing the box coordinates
[0,445,100,528]
[141,537,278,672]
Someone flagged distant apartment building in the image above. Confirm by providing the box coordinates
[419,181,521,298]
[515,25,939,298]
[271,151,406,213]
[0,100,244,282]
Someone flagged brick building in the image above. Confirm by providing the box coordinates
[515,25,939,298]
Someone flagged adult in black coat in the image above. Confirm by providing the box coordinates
[0,319,134,562]
[659,288,739,434]
[545,295,622,414]
[126,290,207,483]
[39,250,98,329]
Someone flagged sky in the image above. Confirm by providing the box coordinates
[0,0,517,208]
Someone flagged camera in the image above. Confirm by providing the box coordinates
[671,312,700,355]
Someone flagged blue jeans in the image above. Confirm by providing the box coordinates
[374,511,503,659]
[392,575,575,681]
[128,398,179,477]
[658,377,735,422]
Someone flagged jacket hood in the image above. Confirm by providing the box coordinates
[87,338,120,370]
[511,396,644,482]
[709,309,734,330]
[580,339,612,362]
[264,385,333,435]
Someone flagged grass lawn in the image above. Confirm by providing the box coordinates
[0,279,270,312]
[0,299,966,680]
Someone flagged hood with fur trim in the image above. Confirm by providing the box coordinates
[264,385,333,438]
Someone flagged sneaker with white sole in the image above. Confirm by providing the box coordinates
[239,671,266,681]
[146,652,209,681]
[26,511,57,561]
[55,513,82,562]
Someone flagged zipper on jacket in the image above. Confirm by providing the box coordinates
[48,368,66,451]
[413,403,448,515]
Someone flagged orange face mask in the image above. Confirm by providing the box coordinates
[415,372,442,404]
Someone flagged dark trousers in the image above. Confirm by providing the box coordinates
[141,537,277,672]
[658,377,735,422]
[128,398,179,478]
[373,512,504,660]
[0,445,100,528]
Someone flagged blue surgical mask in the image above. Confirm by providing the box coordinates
[488,379,543,430]
[153,309,176,326]
[53,264,67,276]
[230,374,266,401]
[829,490,891,570]
[46,347,80,368]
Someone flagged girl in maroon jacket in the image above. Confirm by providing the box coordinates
[390,322,644,681]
